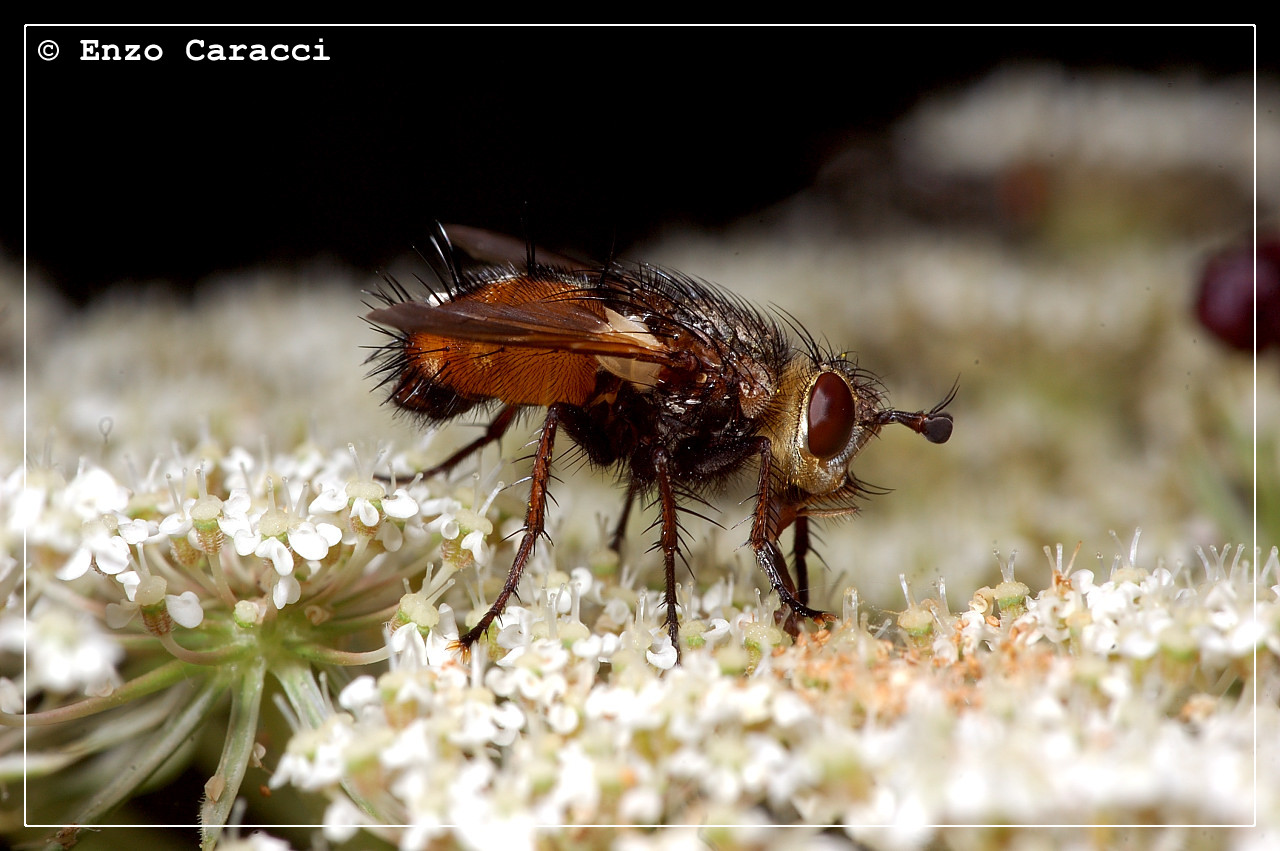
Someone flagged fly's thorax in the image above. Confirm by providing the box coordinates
[761,354,882,496]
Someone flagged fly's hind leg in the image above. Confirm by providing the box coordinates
[453,405,560,654]
[380,405,519,485]
[652,447,683,664]
[607,478,640,555]
[424,404,519,479]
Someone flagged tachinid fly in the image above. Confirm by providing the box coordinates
[366,224,954,663]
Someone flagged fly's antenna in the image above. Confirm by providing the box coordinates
[873,380,957,445]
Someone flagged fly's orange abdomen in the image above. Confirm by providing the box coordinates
[400,336,600,407]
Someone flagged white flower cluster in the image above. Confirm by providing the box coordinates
[7,448,1277,851]
[3,442,515,846]
[10,451,424,692]
[1023,537,1273,668]
[257,523,1278,851]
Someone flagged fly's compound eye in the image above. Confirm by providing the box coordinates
[806,372,855,460]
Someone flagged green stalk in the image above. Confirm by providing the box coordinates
[46,669,231,851]
[200,657,267,850]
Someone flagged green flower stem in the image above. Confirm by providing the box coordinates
[271,658,331,730]
[200,656,267,850]
[291,643,390,667]
[10,686,187,781]
[159,631,249,666]
[205,548,239,609]
[46,669,232,849]
[1,659,202,727]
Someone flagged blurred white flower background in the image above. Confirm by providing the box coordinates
[4,64,1278,851]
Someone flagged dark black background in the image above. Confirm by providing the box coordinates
[19,25,1258,306]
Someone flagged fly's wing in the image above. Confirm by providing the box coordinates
[366,291,675,366]
[368,229,736,416]
[366,268,693,413]
[441,224,589,272]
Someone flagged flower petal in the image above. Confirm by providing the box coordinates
[167,591,205,628]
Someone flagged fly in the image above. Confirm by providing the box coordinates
[366,224,954,663]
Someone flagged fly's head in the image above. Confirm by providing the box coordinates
[764,354,955,502]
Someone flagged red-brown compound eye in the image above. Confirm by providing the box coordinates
[806,372,855,459]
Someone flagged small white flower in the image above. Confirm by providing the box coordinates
[418,495,461,517]
[389,622,430,668]
[702,617,731,645]
[428,513,461,540]
[544,742,600,822]
[376,520,404,552]
[257,537,295,576]
[322,797,368,843]
[60,464,130,521]
[459,529,487,563]
[646,632,678,670]
[217,490,254,540]
[5,601,123,695]
[269,717,354,790]
[450,706,499,748]
[218,446,256,480]
[272,575,301,609]
[382,489,419,519]
[770,690,812,728]
[167,591,205,628]
[1070,569,1097,594]
[58,523,131,580]
[158,509,192,539]
[546,703,578,735]
[571,631,619,661]
[116,569,142,600]
[233,527,262,557]
[618,785,663,823]
[105,583,205,629]
[116,518,153,546]
[308,486,349,514]
[337,675,380,714]
[352,497,379,528]
[700,578,736,612]
[288,521,342,561]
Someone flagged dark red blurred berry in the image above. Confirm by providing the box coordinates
[1195,236,1280,352]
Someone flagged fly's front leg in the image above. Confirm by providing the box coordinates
[749,439,832,630]
[774,514,814,636]
[453,405,559,653]
[793,514,811,607]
